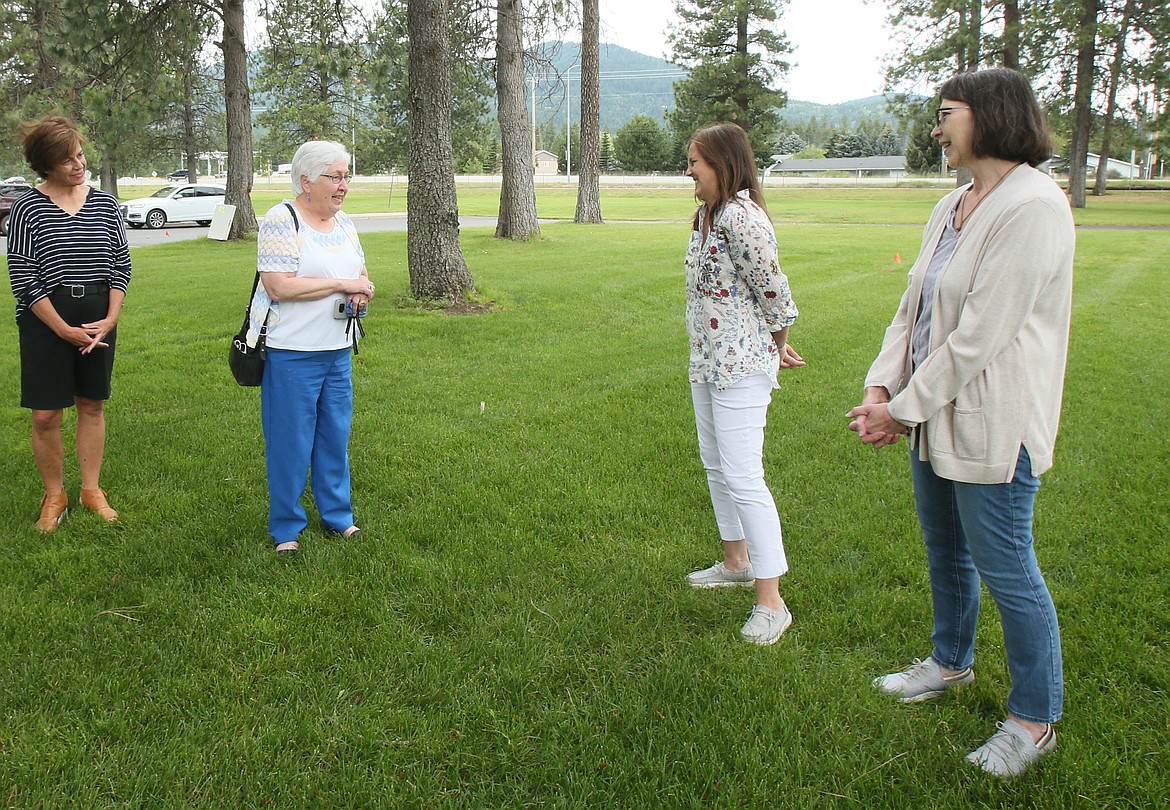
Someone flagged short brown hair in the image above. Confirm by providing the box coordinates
[20,115,86,178]
[689,123,768,232]
[938,69,1053,167]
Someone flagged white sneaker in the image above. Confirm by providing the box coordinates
[686,560,754,588]
[872,656,974,703]
[966,718,1056,778]
[739,601,793,645]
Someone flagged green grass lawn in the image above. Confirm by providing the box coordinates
[0,203,1167,806]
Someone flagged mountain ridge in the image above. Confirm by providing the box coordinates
[531,41,895,132]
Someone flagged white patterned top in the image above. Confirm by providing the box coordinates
[685,191,798,390]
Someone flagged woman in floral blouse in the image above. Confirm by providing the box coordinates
[683,123,804,645]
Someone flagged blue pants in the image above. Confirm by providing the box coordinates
[909,445,1063,723]
[261,348,355,545]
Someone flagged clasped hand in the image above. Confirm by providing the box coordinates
[68,318,114,355]
[846,393,910,449]
[346,277,375,313]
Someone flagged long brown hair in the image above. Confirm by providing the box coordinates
[689,123,768,233]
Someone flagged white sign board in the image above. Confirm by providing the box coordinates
[207,204,237,241]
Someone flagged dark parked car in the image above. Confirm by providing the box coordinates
[0,183,34,238]
[167,169,192,181]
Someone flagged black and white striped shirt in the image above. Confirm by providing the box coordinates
[6,187,132,319]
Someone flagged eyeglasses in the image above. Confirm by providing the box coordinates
[320,172,352,184]
[935,106,972,124]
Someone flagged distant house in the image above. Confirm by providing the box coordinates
[764,156,907,179]
[1084,151,1145,179]
[534,150,559,174]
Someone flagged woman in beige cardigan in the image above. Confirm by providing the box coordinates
[847,69,1074,779]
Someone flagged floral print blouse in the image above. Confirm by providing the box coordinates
[686,190,798,390]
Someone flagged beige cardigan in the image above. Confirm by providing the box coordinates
[865,165,1075,483]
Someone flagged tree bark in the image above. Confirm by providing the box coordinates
[182,62,199,182]
[408,0,476,303]
[495,0,540,239]
[99,155,119,199]
[574,0,602,223]
[221,0,258,238]
[953,0,982,188]
[1068,0,1099,208]
[1002,0,1021,70]
[1093,0,1135,195]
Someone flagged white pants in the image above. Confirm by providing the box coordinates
[691,373,788,579]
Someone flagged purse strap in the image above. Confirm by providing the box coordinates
[244,202,300,327]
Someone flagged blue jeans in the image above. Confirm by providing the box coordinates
[261,348,355,545]
[909,446,1063,723]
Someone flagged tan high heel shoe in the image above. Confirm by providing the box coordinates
[35,492,69,533]
[80,487,118,521]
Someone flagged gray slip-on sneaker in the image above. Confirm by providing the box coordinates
[739,601,793,645]
[872,656,974,703]
[687,560,755,588]
[966,718,1056,778]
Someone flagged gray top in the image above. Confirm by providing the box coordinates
[911,204,961,370]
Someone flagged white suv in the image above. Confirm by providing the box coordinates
[120,184,226,229]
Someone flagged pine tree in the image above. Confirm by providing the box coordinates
[599,130,617,172]
[827,131,865,158]
[873,125,901,156]
[614,115,672,173]
[776,131,806,154]
[904,110,941,174]
[407,0,476,303]
[666,0,791,164]
[496,0,540,238]
[484,140,502,173]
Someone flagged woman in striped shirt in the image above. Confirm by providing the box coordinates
[6,116,131,532]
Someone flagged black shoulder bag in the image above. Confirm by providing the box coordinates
[229,203,299,386]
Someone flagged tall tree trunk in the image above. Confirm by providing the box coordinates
[1002,0,1020,69]
[1094,0,1135,195]
[99,154,119,199]
[955,3,969,70]
[408,0,476,303]
[954,0,982,188]
[574,0,602,223]
[495,0,540,239]
[964,0,982,70]
[182,63,198,181]
[734,5,750,123]
[1068,0,1099,208]
[221,0,258,239]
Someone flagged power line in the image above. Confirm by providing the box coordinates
[529,68,687,83]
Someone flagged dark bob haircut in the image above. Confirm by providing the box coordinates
[20,115,86,179]
[938,69,1053,167]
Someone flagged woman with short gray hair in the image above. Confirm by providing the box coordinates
[250,139,375,555]
[287,140,349,197]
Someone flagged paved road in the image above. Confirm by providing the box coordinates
[120,213,504,247]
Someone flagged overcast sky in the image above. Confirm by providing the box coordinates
[596,0,894,105]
